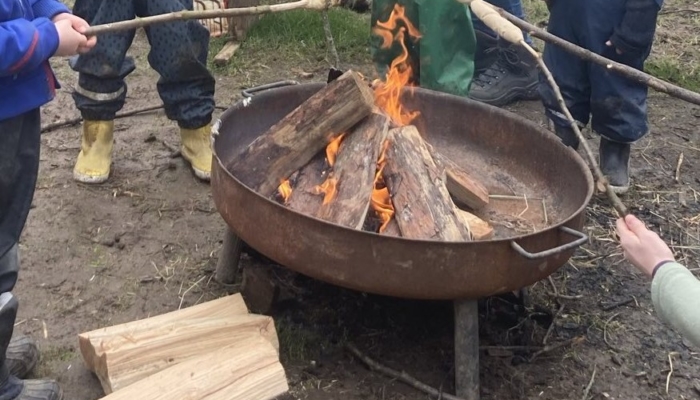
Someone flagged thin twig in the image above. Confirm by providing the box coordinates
[346,344,467,400]
[581,364,597,400]
[41,105,163,133]
[528,336,585,362]
[321,10,340,67]
[178,275,207,309]
[600,297,634,312]
[85,0,336,36]
[675,152,684,182]
[603,312,621,351]
[543,303,565,345]
[666,352,679,394]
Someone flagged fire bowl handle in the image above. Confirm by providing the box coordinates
[510,226,588,260]
[241,80,300,98]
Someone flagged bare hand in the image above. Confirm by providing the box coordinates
[616,215,675,278]
[53,19,88,57]
[52,13,96,54]
[605,40,623,55]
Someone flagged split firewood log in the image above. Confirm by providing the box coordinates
[229,70,375,196]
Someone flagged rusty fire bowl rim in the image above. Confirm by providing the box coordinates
[210,84,595,246]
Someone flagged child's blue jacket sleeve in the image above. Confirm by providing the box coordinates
[0,0,69,77]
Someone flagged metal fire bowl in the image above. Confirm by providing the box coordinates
[211,83,594,300]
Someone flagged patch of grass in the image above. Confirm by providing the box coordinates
[646,57,700,92]
[209,9,371,74]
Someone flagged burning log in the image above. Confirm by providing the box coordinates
[430,150,490,211]
[315,113,391,229]
[229,70,375,196]
[282,154,329,215]
[382,126,466,241]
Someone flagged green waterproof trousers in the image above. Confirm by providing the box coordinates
[370,0,476,97]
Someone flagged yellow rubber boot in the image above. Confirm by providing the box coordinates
[73,120,114,184]
[180,124,212,181]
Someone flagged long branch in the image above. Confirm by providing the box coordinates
[497,9,700,107]
[84,0,336,36]
[521,44,628,216]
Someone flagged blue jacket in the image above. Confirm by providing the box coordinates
[0,0,70,120]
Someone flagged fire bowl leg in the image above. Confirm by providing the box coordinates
[215,228,243,284]
[454,299,480,400]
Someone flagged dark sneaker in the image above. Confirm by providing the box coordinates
[599,138,631,194]
[6,335,39,379]
[469,40,539,107]
[553,124,580,150]
[0,376,63,400]
[474,30,499,75]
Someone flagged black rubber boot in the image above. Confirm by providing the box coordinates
[553,124,580,150]
[474,30,499,76]
[468,38,539,107]
[599,138,631,194]
[0,294,62,400]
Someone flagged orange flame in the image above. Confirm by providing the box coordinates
[373,4,421,126]
[315,177,338,205]
[277,179,292,203]
[371,140,394,232]
[326,133,346,167]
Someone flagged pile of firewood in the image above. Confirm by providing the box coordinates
[78,294,288,399]
[228,70,494,242]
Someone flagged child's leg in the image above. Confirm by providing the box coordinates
[586,0,649,193]
[0,109,41,277]
[0,110,61,397]
[537,1,591,148]
[140,0,216,131]
[71,0,138,121]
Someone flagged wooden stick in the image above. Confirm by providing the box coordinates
[496,9,700,107]
[521,43,628,216]
[464,1,628,216]
[345,344,468,400]
[84,0,337,36]
[321,10,340,67]
[41,105,163,133]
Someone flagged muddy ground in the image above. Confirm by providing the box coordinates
[15,4,700,400]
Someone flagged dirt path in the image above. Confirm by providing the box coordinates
[18,25,700,400]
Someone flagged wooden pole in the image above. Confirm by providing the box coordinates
[466,0,629,217]
[496,9,700,107]
[84,0,338,36]
[454,299,480,399]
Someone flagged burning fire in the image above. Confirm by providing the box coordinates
[372,4,421,126]
[315,177,338,205]
[278,179,292,203]
[326,133,346,167]
[371,140,394,232]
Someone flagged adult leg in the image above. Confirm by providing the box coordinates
[468,0,538,106]
[71,0,138,184]
[139,0,217,181]
[587,0,650,193]
[0,110,61,399]
[538,0,591,149]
